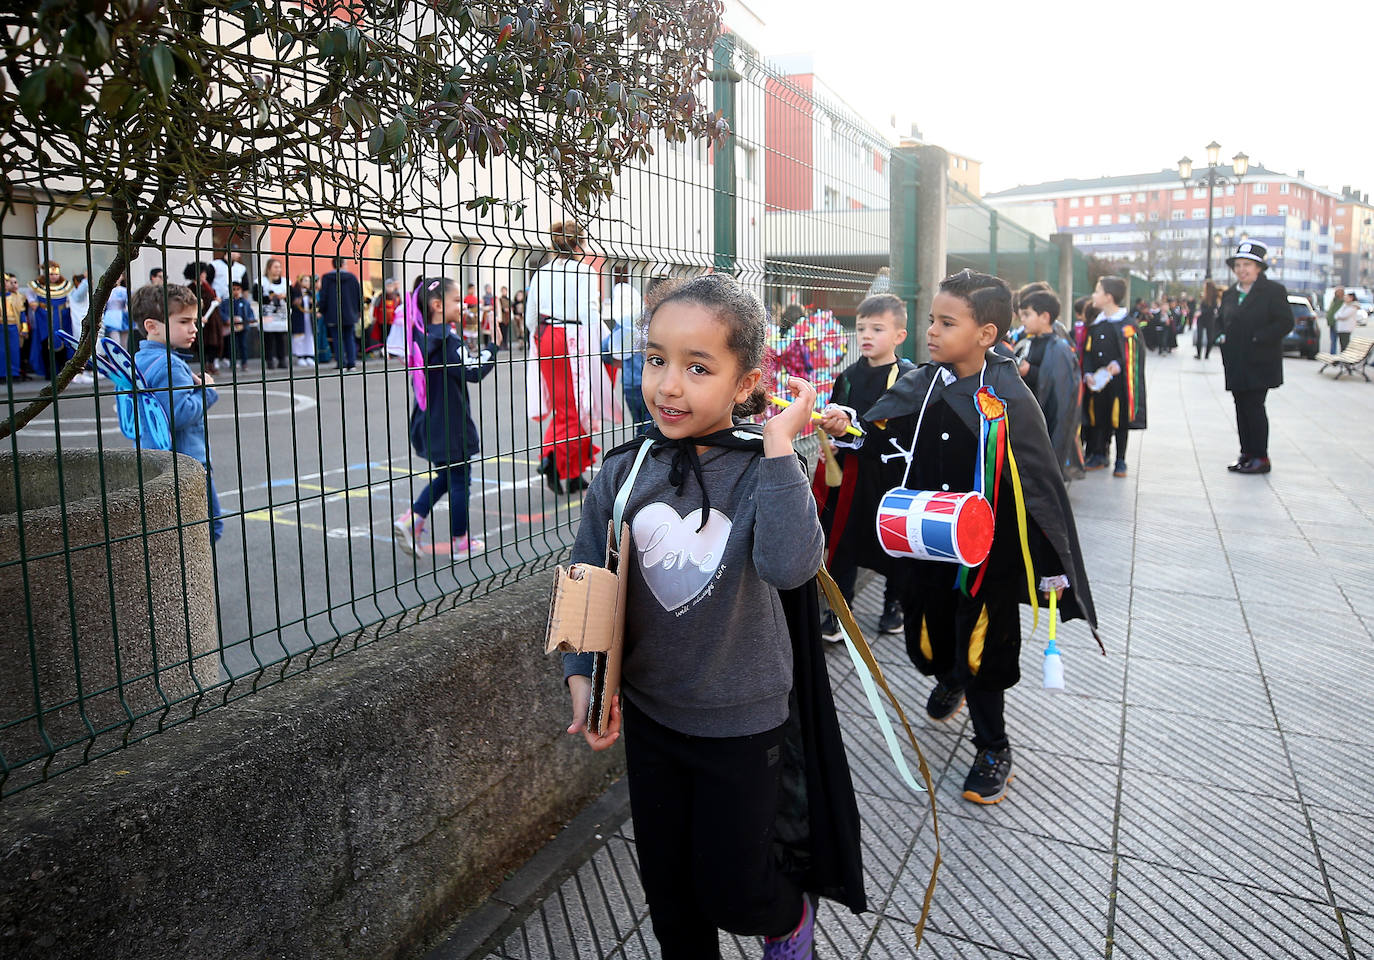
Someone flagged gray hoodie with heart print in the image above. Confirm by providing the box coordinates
[562,443,824,738]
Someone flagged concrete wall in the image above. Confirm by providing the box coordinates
[0,572,623,960]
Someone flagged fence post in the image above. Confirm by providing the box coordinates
[891,144,946,363]
[889,146,919,360]
[711,34,739,275]
[989,209,998,279]
[1052,232,1075,310]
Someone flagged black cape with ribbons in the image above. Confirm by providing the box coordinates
[862,351,1103,648]
[605,424,867,914]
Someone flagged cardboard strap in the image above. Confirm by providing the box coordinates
[816,568,941,949]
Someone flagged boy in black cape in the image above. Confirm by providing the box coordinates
[1015,288,1085,481]
[1082,275,1147,478]
[815,293,917,640]
[824,270,1102,805]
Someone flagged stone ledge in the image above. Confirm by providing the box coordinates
[0,571,623,960]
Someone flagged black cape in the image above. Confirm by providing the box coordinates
[604,428,867,914]
[862,352,1102,646]
[1017,333,1085,481]
[1087,319,1148,430]
[815,358,917,573]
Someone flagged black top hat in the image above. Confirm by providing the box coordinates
[1226,240,1268,270]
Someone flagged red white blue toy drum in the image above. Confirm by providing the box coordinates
[876,488,994,566]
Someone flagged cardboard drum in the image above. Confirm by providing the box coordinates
[876,488,994,566]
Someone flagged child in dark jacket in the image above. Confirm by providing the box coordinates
[228,281,256,372]
[393,277,498,558]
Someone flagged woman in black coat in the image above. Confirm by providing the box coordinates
[1216,241,1293,474]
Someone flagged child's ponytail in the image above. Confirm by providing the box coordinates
[734,380,768,419]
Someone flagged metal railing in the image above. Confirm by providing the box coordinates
[0,34,885,796]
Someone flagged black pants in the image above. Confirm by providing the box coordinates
[965,687,1008,751]
[262,331,289,368]
[1232,388,1270,460]
[622,698,802,957]
[1338,331,1351,351]
[903,575,1022,693]
[1084,388,1129,462]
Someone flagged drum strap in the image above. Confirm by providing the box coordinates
[818,567,940,948]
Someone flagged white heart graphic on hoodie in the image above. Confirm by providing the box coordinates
[632,501,733,612]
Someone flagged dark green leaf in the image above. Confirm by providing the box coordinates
[97,78,134,117]
[145,44,174,99]
[17,70,50,123]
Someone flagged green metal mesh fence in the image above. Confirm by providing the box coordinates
[0,28,901,796]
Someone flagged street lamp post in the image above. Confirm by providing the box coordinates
[1178,142,1249,280]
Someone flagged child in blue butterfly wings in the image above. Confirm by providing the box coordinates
[561,274,865,960]
[131,283,222,542]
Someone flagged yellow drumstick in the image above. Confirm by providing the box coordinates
[769,396,863,436]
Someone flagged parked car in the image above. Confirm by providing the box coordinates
[1285,295,1320,359]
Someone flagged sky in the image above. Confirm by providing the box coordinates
[743,0,1374,197]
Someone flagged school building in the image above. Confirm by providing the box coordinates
[984,166,1342,293]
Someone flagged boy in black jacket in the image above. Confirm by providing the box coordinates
[815,293,916,639]
[824,270,1101,805]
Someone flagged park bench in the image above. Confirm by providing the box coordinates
[1315,334,1374,381]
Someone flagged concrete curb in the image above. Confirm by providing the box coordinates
[423,778,633,960]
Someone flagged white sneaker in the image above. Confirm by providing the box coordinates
[393,511,424,557]
[452,534,485,557]
[73,371,95,384]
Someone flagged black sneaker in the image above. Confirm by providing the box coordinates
[925,678,964,722]
[878,599,904,634]
[962,746,1014,805]
[820,610,843,643]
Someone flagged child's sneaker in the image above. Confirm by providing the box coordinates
[762,894,814,960]
[925,678,964,722]
[451,534,485,557]
[961,746,1014,805]
[820,610,843,643]
[878,599,904,634]
[392,510,424,557]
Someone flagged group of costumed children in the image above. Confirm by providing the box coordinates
[558,269,1101,958]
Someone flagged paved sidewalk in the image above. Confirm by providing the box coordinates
[445,349,1374,959]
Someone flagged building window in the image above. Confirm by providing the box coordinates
[1100,195,1111,205]
[823,186,841,210]
[1192,209,1206,219]
[1226,184,1236,196]
[1278,204,1288,216]
[1068,216,1079,227]
[1134,212,1145,223]
[1279,183,1290,194]
[1320,244,1328,254]
[1252,204,1267,216]
[1069,197,1079,208]
[1254,183,1268,194]
[1213,206,1223,217]
[1337,206,1347,216]
[1118,214,1130,224]
[1136,192,1146,202]
[1335,223,1345,232]
[1193,187,1207,199]
[1225,205,1235,216]
[1099,214,1112,225]
[1149,211,1160,221]
[737,145,757,182]
[1084,196,1094,207]
[1119,193,1132,203]
[1172,188,1185,200]
[1171,210,1185,221]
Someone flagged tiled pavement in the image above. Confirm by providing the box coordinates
[439,348,1374,959]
